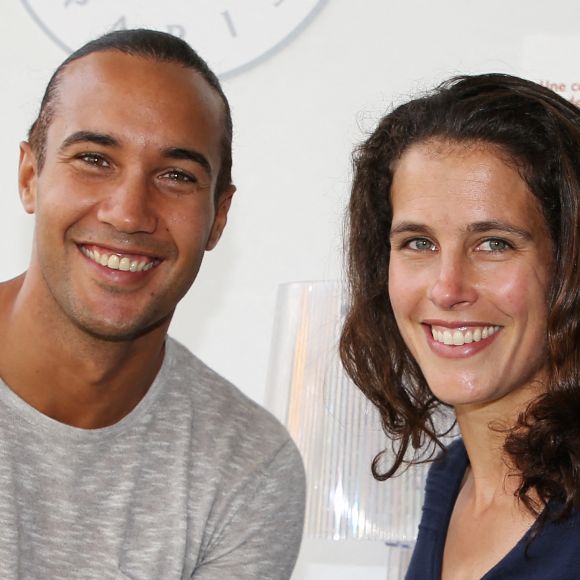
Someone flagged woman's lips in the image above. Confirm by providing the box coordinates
[430,324,501,346]
[422,323,502,358]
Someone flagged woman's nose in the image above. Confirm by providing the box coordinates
[427,251,478,310]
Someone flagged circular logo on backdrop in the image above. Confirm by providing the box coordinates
[21,0,325,77]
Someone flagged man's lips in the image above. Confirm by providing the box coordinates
[79,244,161,273]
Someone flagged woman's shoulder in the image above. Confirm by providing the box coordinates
[417,438,468,530]
[491,506,580,578]
[404,439,468,578]
[426,437,468,485]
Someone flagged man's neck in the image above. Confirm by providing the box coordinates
[0,273,168,429]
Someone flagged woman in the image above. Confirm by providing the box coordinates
[340,74,580,579]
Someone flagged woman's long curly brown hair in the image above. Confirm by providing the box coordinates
[340,73,580,519]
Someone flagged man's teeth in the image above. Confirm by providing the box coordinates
[431,325,500,346]
[81,246,155,272]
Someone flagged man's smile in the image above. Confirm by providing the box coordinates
[79,244,160,273]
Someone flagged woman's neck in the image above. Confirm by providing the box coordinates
[454,380,544,508]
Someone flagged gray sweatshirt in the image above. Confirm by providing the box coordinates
[0,337,306,579]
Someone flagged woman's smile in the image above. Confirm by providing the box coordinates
[422,321,502,358]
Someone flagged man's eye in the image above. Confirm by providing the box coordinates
[78,153,109,167]
[478,238,511,252]
[406,238,436,251]
[163,169,196,183]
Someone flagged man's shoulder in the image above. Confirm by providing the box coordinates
[161,336,296,460]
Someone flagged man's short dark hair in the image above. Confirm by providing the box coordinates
[28,28,233,197]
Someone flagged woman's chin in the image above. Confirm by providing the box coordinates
[425,374,487,408]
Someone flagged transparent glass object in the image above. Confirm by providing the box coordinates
[265,281,431,544]
[385,542,415,579]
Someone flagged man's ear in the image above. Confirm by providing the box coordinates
[206,184,236,251]
[19,141,39,214]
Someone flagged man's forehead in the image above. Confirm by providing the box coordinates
[51,50,224,136]
[57,50,215,100]
[43,51,225,174]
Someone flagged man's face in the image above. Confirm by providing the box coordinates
[18,51,234,341]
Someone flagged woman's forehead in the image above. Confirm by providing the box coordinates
[390,140,549,235]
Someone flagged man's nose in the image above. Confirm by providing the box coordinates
[96,173,157,234]
[427,250,478,310]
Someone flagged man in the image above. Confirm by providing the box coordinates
[0,29,305,579]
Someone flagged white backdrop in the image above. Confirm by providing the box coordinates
[1,2,578,578]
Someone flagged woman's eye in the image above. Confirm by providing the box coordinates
[406,238,436,251]
[478,238,511,252]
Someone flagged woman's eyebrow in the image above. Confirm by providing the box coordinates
[389,222,433,239]
[389,220,533,241]
[467,220,532,240]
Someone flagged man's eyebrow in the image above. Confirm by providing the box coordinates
[466,220,532,240]
[162,147,212,177]
[59,131,119,151]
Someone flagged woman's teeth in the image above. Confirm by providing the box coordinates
[80,246,155,272]
[431,325,500,346]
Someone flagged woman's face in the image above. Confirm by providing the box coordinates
[388,140,553,409]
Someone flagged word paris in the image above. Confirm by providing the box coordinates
[22,0,323,76]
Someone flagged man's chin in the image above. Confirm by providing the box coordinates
[70,311,173,343]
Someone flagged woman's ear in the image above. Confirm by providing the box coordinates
[19,141,39,214]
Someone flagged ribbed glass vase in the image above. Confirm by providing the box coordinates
[266,281,429,544]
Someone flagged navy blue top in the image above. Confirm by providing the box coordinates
[406,439,580,579]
